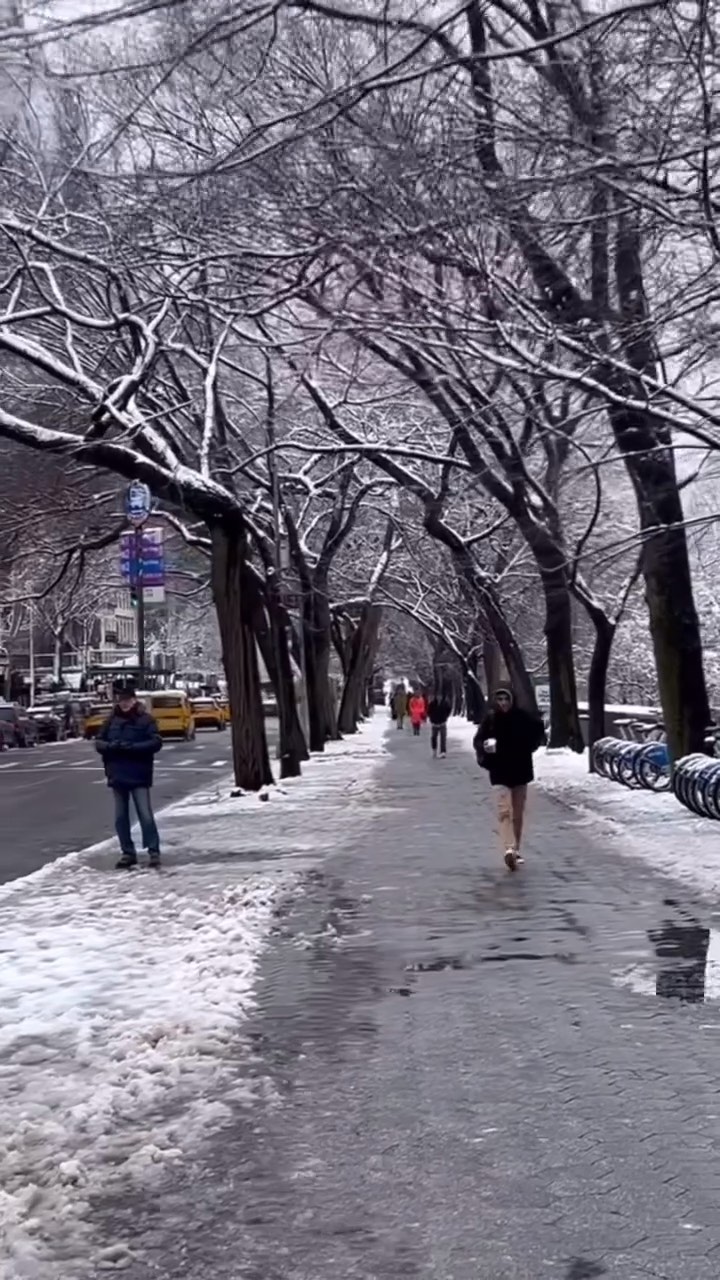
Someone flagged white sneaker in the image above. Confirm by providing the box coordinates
[439,752,446,759]
[504,848,519,872]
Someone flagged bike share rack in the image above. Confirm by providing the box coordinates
[591,736,671,792]
[672,754,720,820]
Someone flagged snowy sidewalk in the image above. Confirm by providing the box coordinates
[85,716,720,1280]
[0,721,388,1279]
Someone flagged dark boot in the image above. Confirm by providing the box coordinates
[148,851,161,869]
[116,852,138,870]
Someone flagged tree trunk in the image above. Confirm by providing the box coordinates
[622,449,709,760]
[465,667,486,723]
[482,635,501,698]
[303,584,339,750]
[540,565,584,751]
[210,524,273,791]
[53,630,64,684]
[338,604,382,733]
[586,609,616,773]
[251,577,308,779]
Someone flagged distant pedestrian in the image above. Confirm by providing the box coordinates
[392,686,409,729]
[427,690,452,758]
[474,686,546,872]
[96,679,163,869]
[409,692,427,737]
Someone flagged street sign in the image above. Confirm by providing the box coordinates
[125,481,152,526]
[143,586,166,605]
[120,527,165,587]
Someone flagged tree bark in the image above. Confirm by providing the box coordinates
[250,575,308,778]
[540,564,584,751]
[210,524,273,791]
[482,635,501,698]
[585,609,616,772]
[303,582,339,750]
[338,603,382,733]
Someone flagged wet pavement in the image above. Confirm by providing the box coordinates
[91,726,720,1278]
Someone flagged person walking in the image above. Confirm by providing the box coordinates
[96,679,163,869]
[427,690,452,758]
[392,685,409,730]
[408,691,427,737]
[474,686,546,872]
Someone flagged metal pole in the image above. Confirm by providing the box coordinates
[28,602,35,703]
[135,527,145,686]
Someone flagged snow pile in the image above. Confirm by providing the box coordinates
[0,716,388,1279]
[537,747,720,895]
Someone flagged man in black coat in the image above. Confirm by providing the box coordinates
[427,690,452,758]
[474,686,546,871]
[96,678,163,869]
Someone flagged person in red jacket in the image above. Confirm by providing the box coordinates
[408,692,427,737]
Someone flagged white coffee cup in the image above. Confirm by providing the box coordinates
[483,738,497,753]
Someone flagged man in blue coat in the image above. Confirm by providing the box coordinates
[96,678,163,869]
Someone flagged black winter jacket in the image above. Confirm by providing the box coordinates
[427,697,452,726]
[96,705,162,789]
[473,707,546,788]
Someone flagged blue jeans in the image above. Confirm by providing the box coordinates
[113,787,160,855]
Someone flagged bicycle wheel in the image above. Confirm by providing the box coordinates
[636,743,671,792]
[673,755,706,813]
[592,737,618,779]
[701,765,720,820]
[689,762,717,817]
[614,744,641,788]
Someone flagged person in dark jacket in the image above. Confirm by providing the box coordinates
[473,686,546,871]
[427,691,452,758]
[96,679,163,869]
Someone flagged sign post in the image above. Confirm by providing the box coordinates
[124,483,152,685]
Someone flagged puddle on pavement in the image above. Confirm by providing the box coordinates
[615,899,720,1004]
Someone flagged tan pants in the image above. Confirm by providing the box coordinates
[497,785,528,852]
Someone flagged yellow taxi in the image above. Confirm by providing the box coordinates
[216,697,231,726]
[138,690,195,740]
[190,696,226,732]
[83,701,113,738]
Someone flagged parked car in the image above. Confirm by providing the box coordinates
[0,718,15,751]
[27,704,66,743]
[0,702,40,748]
[190,696,226,731]
[137,690,195,740]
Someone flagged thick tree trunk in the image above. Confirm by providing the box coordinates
[586,610,616,772]
[482,635,501,698]
[338,604,382,733]
[251,578,308,779]
[465,667,486,723]
[540,566,584,751]
[210,524,273,791]
[303,585,339,750]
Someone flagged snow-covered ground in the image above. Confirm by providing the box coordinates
[0,718,389,1279]
[451,719,720,896]
[535,747,720,895]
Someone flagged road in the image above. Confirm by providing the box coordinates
[0,723,277,886]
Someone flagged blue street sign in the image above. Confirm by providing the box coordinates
[125,481,152,526]
[120,526,165,586]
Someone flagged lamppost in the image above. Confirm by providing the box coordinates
[0,645,8,701]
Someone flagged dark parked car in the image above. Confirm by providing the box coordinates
[0,703,40,748]
[28,704,66,743]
